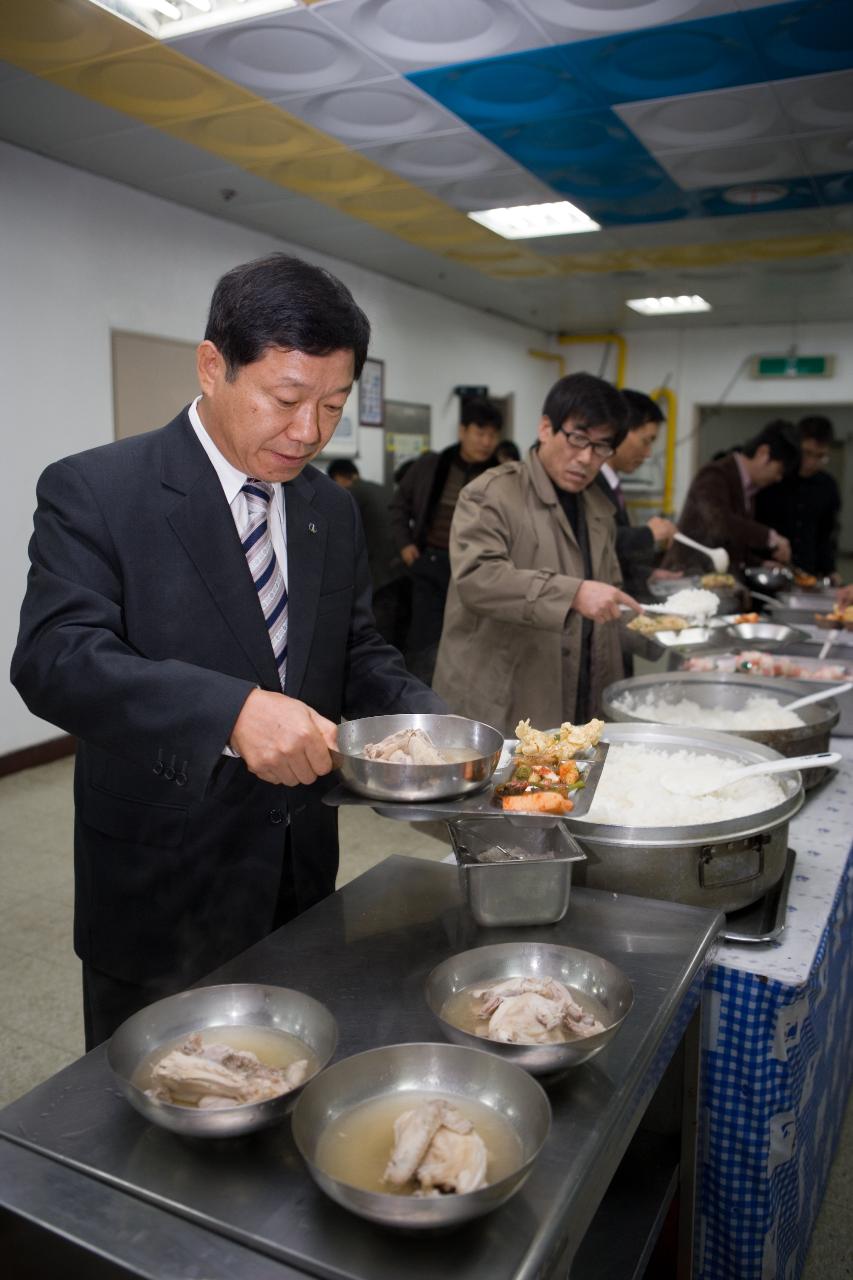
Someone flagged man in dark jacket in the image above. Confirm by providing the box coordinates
[390,397,502,682]
[755,416,841,578]
[666,420,800,576]
[596,389,677,600]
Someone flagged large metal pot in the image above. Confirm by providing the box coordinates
[602,671,839,788]
[744,565,793,596]
[564,724,803,913]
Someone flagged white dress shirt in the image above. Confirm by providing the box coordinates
[189,397,289,758]
[189,396,288,589]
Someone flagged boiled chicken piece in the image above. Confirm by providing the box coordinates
[383,1100,488,1195]
[363,727,447,765]
[473,976,606,1043]
[148,1033,308,1107]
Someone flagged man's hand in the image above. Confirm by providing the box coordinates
[646,516,677,548]
[771,535,792,564]
[836,584,853,610]
[400,544,420,567]
[229,690,339,787]
[573,581,643,623]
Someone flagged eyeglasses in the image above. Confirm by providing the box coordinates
[558,428,615,459]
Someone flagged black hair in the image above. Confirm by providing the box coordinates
[741,419,801,477]
[622,389,664,432]
[495,440,521,462]
[327,459,360,481]
[205,253,371,380]
[542,372,628,447]
[798,415,834,446]
[461,397,503,431]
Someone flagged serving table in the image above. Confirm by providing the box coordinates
[0,858,721,1280]
[697,736,853,1280]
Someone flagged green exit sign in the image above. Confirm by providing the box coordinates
[750,355,835,378]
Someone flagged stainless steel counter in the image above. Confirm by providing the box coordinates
[0,856,722,1280]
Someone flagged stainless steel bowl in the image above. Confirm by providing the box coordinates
[332,714,504,802]
[603,671,839,789]
[108,984,338,1138]
[424,942,633,1076]
[291,1042,550,1228]
[723,622,811,648]
[744,565,793,595]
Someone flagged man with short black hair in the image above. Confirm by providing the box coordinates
[326,458,359,487]
[755,415,841,578]
[597,389,678,599]
[433,372,641,732]
[12,253,442,1047]
[391,396,503,682]
[668,419,800,575]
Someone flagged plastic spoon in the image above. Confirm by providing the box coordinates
[783,682,853,713]
[818,631,841,661]
[672,533,730,574]
[664,751,841,798]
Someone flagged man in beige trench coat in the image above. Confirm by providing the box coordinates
[433,373,641,735]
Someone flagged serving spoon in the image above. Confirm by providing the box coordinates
[672,532,730,574]
[783,681,853,713]
[663,751,841,798]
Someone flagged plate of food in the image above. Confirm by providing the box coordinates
[814,604,853,632]
[323,717,609,822]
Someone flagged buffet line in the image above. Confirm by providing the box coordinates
[2,571,850,1274]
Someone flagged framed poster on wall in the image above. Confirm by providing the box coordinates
[322,414,358,458]
[358,357,385,426]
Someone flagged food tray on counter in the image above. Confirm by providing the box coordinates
[323,741,609,823]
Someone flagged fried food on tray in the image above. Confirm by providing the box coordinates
[627,613,688,636]
[793,570,817,588]
[817,605,853,625]
[735,612,760,624]
[514,718,604,763]
[501,791,574,815]
[700,573,736,589]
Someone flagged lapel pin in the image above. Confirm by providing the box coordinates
[308,522,318,535]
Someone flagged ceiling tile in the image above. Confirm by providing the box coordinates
[774,69,853,133]
[798,130,853,178]
[354,131,516,183]
[52,122,238,186]
[0,57,29,84]
[615,82,787,151]
[167,10,394,100]
[654,138,807,189]
[416,168,561,212]
[273,80,465,145]
[0,73,140,152]
[517,0,739,44]
[313,0,548,73]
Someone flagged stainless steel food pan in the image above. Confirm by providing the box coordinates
[565,723,803,912]
[448,819,586,927]
[602,671,839,787]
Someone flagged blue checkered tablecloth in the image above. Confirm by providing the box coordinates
[697,740,853,1280]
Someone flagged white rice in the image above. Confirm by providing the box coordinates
[613,692,803,731]
[660,588,719,619]
[577,744,787,827]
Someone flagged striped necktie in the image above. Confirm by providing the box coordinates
[241,480,287,690]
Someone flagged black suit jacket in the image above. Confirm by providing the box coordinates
[12,410,442,984]
[594,473,655,599]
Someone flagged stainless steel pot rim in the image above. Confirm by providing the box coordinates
[564,722,805,844]
[602,671,840,732]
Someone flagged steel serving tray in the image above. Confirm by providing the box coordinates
[323,740,609,823]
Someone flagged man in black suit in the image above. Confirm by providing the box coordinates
[11,254,443,1048]
[596,390,677,600]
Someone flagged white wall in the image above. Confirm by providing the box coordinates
[1,141,552,754]
[556,325,853,515]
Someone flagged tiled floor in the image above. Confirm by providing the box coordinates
[0,756,850,1276]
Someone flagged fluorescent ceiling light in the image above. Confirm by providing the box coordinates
[84,0,299,39]
[626,295,712,316]
[468,201,600,239]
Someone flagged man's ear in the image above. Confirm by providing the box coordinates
[536,415,553,447]
[196,340,224,396]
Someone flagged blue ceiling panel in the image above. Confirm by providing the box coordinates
[408,0,853,225]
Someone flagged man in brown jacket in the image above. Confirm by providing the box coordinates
[667,420,800,576]
[433,373,641,735]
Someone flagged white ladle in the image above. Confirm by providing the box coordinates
[818,631,841,661]
[783,682,853,713]
[673,532,730,574]
[664,751,841,798]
